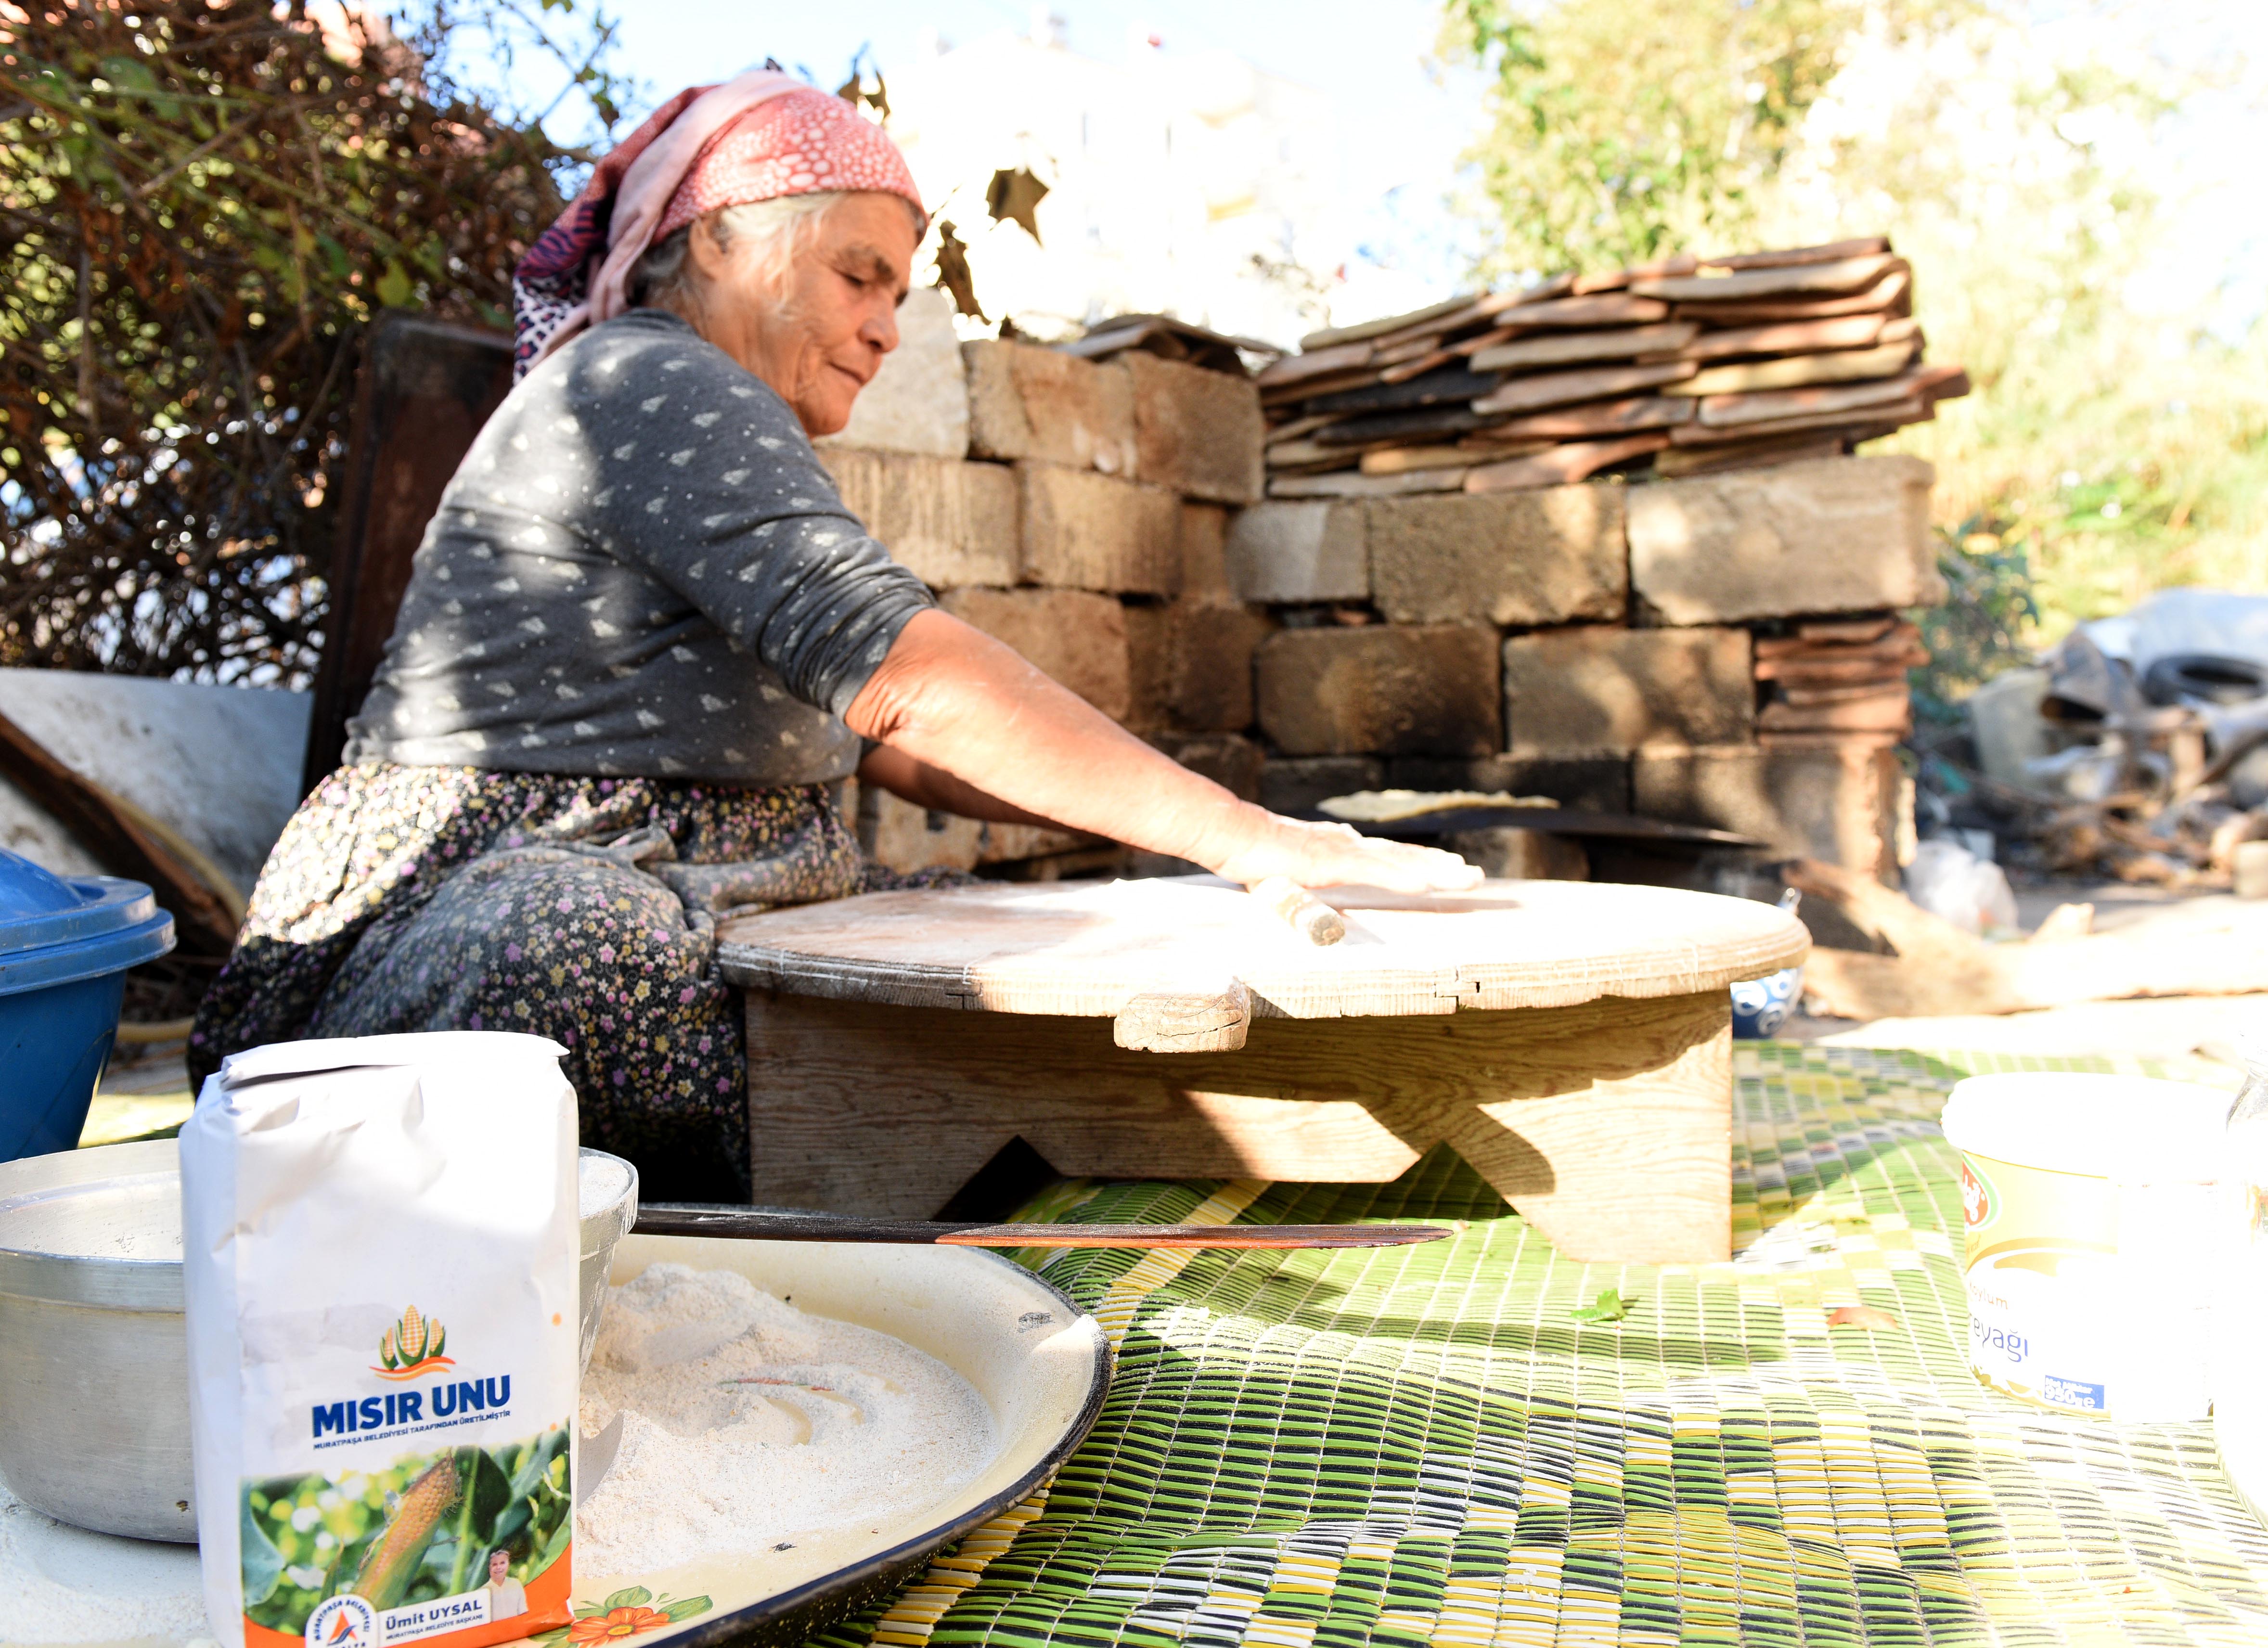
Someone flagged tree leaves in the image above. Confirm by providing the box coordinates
[1443,0,1969,277]
[1570,1288,1635,1323]
[241,1492,288,1607]
[0,1,576,682]
[986,168,1049,245]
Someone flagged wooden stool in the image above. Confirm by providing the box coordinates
[716,877,1807,1263]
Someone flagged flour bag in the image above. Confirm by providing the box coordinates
[180,1032,579,1648]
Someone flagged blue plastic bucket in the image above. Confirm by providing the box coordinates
[0,848,176,1161]
[1731,965,1804,1039]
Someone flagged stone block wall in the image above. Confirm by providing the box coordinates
[827,291,1933,882]
[825,291,1270,877]
[1235,456,1934,884]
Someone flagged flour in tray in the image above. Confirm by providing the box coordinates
[575,1264,995,1573]
[0,1472,212,1646]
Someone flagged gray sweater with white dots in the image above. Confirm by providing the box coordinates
[343,308,933,785]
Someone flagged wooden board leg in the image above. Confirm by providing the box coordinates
[1437,991,1732,1263]
[745,987,1733,1260]
[745,990,1020,1218]
[742,990,1420,1218]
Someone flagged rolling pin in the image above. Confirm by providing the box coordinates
[635,1205,1445,1248]
[1247,875,1346,945]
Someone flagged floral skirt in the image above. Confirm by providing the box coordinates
[189,763,875,1201]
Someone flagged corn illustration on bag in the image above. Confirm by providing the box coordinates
[181,1032,579,1648]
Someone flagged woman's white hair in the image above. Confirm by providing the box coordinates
[629,191,923,320]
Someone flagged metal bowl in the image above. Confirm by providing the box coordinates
[0,1139,638,1542]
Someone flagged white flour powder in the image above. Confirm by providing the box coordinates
[0,1472,213,1645]
[576,1264,995,1574]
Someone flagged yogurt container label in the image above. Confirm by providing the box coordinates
[1958,1148,2213,1420]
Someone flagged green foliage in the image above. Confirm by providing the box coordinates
[1847,27,2268,645]
[0,2,616,682]
[1911,518,2040,725]
[1443,0,1954,275]
[1571,1288,1635,1324]
[531,1586,713,1646]
[245,1426,570,1632]
[1905,336,2268,650]
[1443,0,2268,662]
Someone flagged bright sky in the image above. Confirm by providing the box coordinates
[528,0,2267,335]
[567,0,1490,299]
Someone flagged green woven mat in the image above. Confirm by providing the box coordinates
[812,1045,2268,1648]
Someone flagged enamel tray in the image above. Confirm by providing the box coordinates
[0,1235,1111,1648]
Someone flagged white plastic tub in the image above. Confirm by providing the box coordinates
[2215,1041,2268,1524]
[1940,1072,2231,1421]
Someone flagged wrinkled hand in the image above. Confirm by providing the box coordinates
[1207,815,1484,895]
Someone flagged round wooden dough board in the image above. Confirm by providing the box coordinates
[717,875,1809,1020]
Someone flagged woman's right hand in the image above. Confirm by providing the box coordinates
[1202,811,1485,896]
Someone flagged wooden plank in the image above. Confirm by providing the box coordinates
[1797,616,1901,644]
[1754,655,1923,684]
[1567,256,1701,296]
[1779,679,1913,706]
[1373,332,1455,368]
[303,313,513,792]
[1462,396,1695,442]
[1916,364,1972,400]
[1649,436,1845,477]
[1669,341,1917,399]
[1311,404,1492,447]
[1633,252,1898,303]
[1470,360,1695,417]
[1114,978,1251,1052]
[1771,856,2268,1018]
[1264,412,1348,445]
[1669,264,1912,324]
[1300,295,1479,352]
[1491,292,1672,330]
[1447,323,1524,358]
[1257,339,1374,387]
[1463,432,1669,493]
[1306,366,1502,416]
[1469,322,1700,374]
[1378,348,1459,384]
[1666,398,1927,446]
[1701,236,1891,271]
[1261,368,1378,406]
[717,876,1808,1020]
[1758,694,1912,734]
[1360,444,1505,476]
[743,988,1736,1262]
[0,707,238,956]
[1361,284,1579,354]
[1261,438,1365,470]
[1697,365,1926,424]
[1754,621,1917,660]
[1681,313,1885,362]
[1448,991,1730,1261]
[1268,469,1465,499]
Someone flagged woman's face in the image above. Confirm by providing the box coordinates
[686,193,920,436]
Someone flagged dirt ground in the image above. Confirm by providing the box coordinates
[1785,878,2266,1078]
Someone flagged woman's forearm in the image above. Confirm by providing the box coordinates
[843,611,1254,865]
[855,743,1060,827]
[842,611,1484,894]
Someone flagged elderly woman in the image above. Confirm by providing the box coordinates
[190,70,1476,1199]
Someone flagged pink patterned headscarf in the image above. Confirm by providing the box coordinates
[512,68,925,378]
